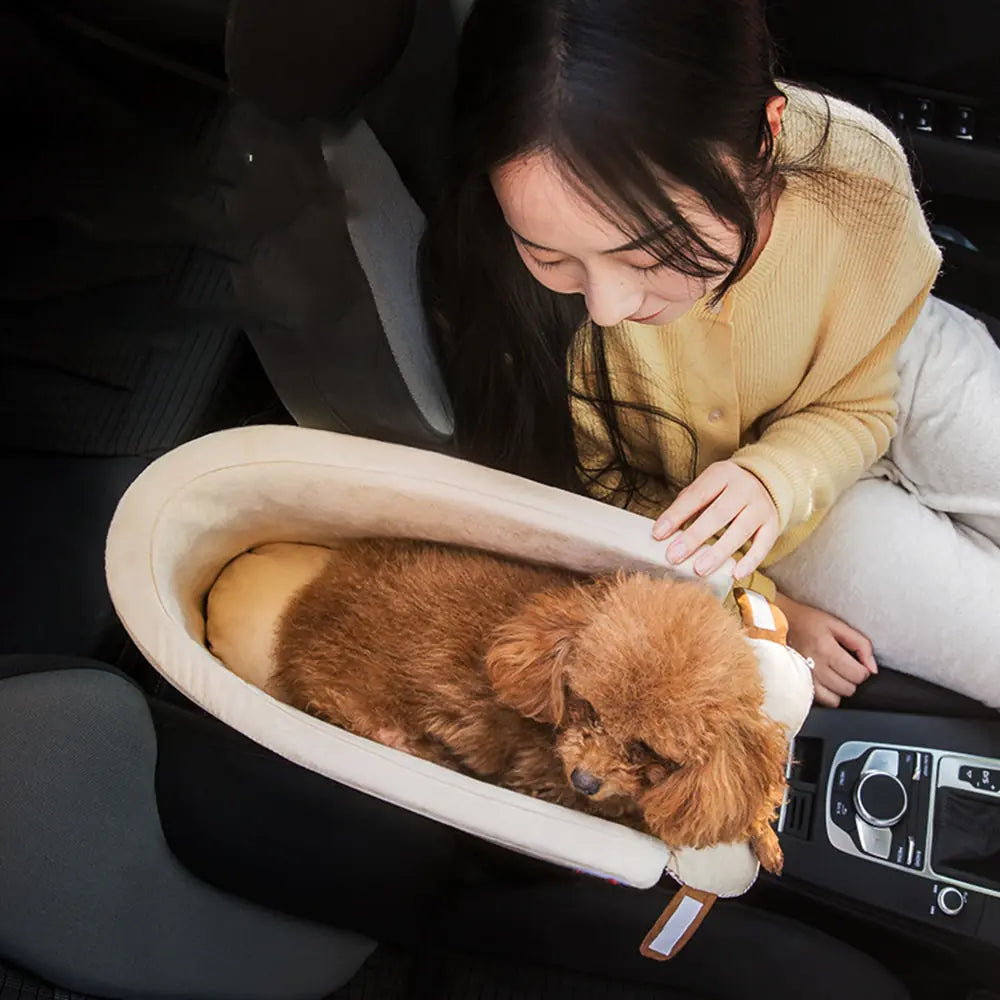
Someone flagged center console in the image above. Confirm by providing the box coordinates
[777,709,1000,948]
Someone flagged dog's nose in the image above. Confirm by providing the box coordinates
[571,768,603,796]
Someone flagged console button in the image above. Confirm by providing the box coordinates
[959,765,999,793]
[864,749,900,776]
[952,106,975,141]
[907,97,934,132]
[937,886,965,916]
[911,97,934,132]
[854,771,908,828]
[892,837,907,866]
[910,761,932,870]
[855,817,892,860]
[833,762,853,792]
[830,792,854,832]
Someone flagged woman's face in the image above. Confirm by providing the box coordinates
[491,152,742,327]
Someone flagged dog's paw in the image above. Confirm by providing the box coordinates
[752,826,784,875]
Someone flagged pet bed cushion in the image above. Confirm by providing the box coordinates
[105,426,813,895]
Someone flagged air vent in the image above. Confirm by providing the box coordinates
[781,787,815,840]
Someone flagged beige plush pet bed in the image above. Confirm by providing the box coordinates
[105,426,813,906]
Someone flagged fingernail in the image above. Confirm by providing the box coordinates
[870,663,879,675]
[652,523,668,541]
[694,554,713,576]
[667,540,686,563]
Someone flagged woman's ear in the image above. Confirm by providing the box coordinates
[484,587,591,724]
[765,95,787,140]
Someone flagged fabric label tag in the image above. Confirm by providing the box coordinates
[640,887,717,961]
[734,588,789,645]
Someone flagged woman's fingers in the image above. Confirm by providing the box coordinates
[827,645,870,686]
[653,468,727,542]
[693,508,760,576]
[829,619,878,674]
[655,463,779,576]
[732,521,780,579]
[812,681,842,708]
[817,660,858,699]
[667,494,746,566]
[815,643,873,701]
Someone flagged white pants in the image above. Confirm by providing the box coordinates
[768,296,1000,709]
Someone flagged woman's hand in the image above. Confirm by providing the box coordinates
[774,593,878,708]
[653,461,779,579]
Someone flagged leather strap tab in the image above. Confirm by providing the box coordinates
[640,887,717,961]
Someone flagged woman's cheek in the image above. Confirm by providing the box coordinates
[539,273,581,294]
[647,270,708,304]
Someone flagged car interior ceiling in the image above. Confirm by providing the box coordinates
[0,0,998,998]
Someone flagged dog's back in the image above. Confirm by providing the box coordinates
[258,540,579,782]
[273,539,572,720]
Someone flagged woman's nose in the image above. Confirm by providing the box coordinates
[583,276,641,328]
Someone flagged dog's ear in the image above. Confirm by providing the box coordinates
[484,587,592,724]
[638,714,788,871]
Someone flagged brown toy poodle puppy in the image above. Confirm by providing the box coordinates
[223,538,789,872]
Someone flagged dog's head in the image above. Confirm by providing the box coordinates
[484,573,788,857]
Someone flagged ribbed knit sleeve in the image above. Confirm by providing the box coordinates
[731,156,941,531]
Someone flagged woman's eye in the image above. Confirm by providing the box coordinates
[530,256,566,270]
[634,261,668,274]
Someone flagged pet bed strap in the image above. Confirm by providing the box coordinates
[640,887,718,960]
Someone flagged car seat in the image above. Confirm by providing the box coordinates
[0,654,912,1000]
[0,1,285,660]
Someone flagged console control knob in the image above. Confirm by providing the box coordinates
[854,771,907,828]
[937,886,965,916]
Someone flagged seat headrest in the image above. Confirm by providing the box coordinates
[225,0,416,119]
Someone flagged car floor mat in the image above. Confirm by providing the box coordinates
[330,947,694,1000]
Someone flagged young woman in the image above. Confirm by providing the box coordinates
[421,0,1000,710]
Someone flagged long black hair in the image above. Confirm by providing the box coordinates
[420,0,829,501]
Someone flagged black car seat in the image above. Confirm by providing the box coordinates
[0,2,284,661]
[0,652,912,1000]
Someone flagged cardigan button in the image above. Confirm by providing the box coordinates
[708,409,724,423]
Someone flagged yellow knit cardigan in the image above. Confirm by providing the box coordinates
[572,86,942,599]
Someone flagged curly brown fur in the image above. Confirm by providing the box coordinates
[273,538,788,872]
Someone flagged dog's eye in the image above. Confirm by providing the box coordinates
[629,741,681,773]
[628,740,656,760]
